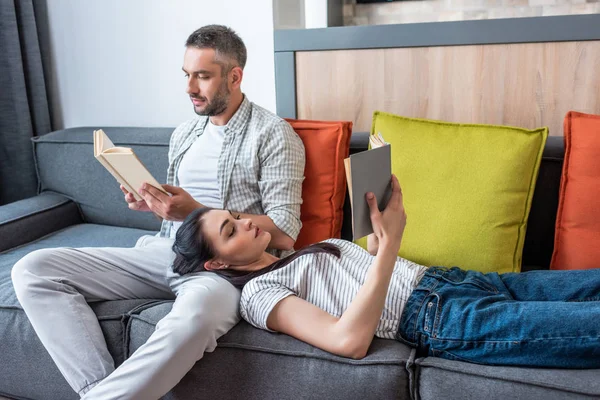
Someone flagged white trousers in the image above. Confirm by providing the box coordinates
[11,235,241,400]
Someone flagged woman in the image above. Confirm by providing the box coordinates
[172,175,600,368]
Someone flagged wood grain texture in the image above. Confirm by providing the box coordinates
[295,41,600,135]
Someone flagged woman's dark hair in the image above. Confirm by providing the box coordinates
[172,207,340,289]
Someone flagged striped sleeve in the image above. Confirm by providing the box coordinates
[240,282,295,332]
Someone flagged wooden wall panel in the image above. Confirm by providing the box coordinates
[295,41,600,135]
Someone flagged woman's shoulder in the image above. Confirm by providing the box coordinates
[320,238,371,256]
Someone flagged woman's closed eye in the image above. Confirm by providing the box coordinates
[229,214,241,237]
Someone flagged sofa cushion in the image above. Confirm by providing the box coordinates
[415,357,600,400]
[33,127,172,231]
[286,119,352,249]
[551,111,600,270]
[0,223,157,400]
[130,303,414,399]
[0,192,82,252]
[364,112,548,274]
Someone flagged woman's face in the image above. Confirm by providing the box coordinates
[200,209,271,270]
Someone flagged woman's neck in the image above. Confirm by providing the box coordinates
[240,251,280,272]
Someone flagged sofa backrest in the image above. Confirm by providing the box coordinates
[342,134,565,271]
[33,127,172,231]
[33,127,563,269]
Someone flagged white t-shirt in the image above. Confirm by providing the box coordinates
[171,121,226,237]
[240,239,428,339]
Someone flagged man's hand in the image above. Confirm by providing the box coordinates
[138,183,203,222]
[121,185,152,212]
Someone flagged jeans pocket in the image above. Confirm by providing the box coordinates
[439,269,498,294]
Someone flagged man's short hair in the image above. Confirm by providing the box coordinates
[185,25,247,71]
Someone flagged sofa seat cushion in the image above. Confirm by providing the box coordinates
[0,223,160,400]
[416,356,600,400]
[129,301,415,399]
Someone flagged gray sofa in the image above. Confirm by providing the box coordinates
[0,127,599,400]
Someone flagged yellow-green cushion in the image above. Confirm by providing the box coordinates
[360,112,548,273]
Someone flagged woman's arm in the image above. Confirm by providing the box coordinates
[267,243,400,359]
[267,175,406,359]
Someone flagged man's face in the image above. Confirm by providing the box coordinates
[183,47,230,117]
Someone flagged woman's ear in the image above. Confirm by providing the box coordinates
[204,259,229,271]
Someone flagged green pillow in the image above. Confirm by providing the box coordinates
[359,112,548,274]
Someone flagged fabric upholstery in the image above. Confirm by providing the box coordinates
[0,223,156,400]
[0,192,82,252]
[416,357,600,400]
[285,119,352,249]
[521,136,564,271]
[130,303,415,400]
[551,111,600,270]
[32,127,171,231]
[365,113,548,274]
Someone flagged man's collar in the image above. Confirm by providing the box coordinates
[192,95,250,136]
[224,95,251,134]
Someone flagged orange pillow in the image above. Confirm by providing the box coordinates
[286,119,352,249]
[551,111,600,270]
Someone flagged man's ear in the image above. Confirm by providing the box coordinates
[204,259,229,271]
[230,66,243,88]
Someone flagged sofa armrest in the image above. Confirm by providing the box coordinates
[0,192,83,252]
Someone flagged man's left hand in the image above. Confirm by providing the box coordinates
[139,183,203,221]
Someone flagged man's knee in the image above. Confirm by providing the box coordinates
[11,248,62,295]
[163,282,241,340]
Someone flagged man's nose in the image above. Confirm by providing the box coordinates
[186,78,198,95]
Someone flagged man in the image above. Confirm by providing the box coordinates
[11,25,305,400]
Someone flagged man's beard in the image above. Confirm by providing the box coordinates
[192,82,230,117]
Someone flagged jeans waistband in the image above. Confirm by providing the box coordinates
[396,266,448,346]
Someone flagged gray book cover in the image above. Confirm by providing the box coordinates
[348,144,392,239]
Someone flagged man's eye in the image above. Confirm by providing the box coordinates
[183,74,189,78]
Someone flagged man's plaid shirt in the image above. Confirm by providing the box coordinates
[159,96,305,249]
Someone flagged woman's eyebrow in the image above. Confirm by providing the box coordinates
[219,219,230,236]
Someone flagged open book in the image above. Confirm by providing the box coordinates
[344,133,392,239]
[93,129,167,201]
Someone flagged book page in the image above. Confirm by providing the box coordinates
[93,129,167,201]
[102,152,167,200]
[94,129,115,156]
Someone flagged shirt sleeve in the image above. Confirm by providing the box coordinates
[240,281,296,332]
[258,120,306,241]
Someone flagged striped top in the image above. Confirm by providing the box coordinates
[240,239,428,339]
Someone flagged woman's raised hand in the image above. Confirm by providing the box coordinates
[365,174,406,254]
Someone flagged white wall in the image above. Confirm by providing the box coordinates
[43,0,276,129]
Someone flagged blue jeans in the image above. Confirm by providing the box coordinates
[397,266,600,368]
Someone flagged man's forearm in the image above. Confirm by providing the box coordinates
[234,211,295,251]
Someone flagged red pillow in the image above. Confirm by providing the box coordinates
[285,119,352,249]
[551,111,600,270]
